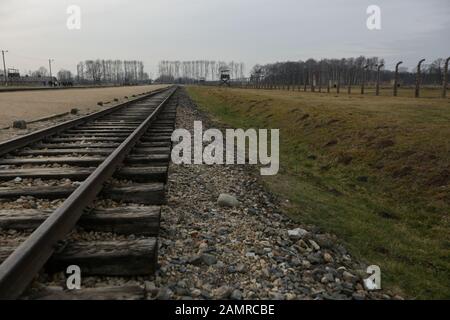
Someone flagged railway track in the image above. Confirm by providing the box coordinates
[0,86,178,299]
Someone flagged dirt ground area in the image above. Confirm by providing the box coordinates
[0,85,169,142]
[0,85,169,128]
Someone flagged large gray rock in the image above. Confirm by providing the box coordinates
[230,289,243,300]
[156,287,173,300]
[213,286,232,299]
[269,292,285,300]
[217,194,239,208]
[201,254,218,266]
[287,228,309,240]
[342,271,357,283]
[188,253,217,266]
[12,120,27,129]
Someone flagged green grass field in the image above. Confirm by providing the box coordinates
[187,86,450,299]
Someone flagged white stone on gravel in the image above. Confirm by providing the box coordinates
[287,228,309,240]
[217,193,239,208]
[309,240,321,251]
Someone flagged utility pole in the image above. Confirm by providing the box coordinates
[1,50,8,86]
[393,61,403,97]
[48,59,54,86]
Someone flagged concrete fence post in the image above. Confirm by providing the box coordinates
[442,57,450,98]
[376,63,384,96]
[361,65,369,95]
[393,61,403,97]
[415,59,426,98]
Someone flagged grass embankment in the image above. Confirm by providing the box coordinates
[186,86,450,299]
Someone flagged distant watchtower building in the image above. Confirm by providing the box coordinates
[219,66,231,86]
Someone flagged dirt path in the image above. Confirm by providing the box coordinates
[0,85,168,142]
[0,85,168,128]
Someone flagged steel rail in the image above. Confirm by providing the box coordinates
[0,87,170,156]
[0,87,177,299]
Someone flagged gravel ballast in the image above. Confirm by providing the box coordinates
[154,88,400,300]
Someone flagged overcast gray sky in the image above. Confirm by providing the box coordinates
[1,0,449,77]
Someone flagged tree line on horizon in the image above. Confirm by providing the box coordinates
[157,60,246,83]
[74,60,150,84]
[11,60,150,85]
[249,56,446,88]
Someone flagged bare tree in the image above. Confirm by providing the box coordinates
[76,59,147,85]
[31,66,49,77]
[157,60,246,83]
[57,69,73,82]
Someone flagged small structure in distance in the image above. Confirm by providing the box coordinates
[219,66,231,86]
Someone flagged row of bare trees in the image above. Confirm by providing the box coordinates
[76,60,149,84]
[244,56,449,98]
[157,60,245,83]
